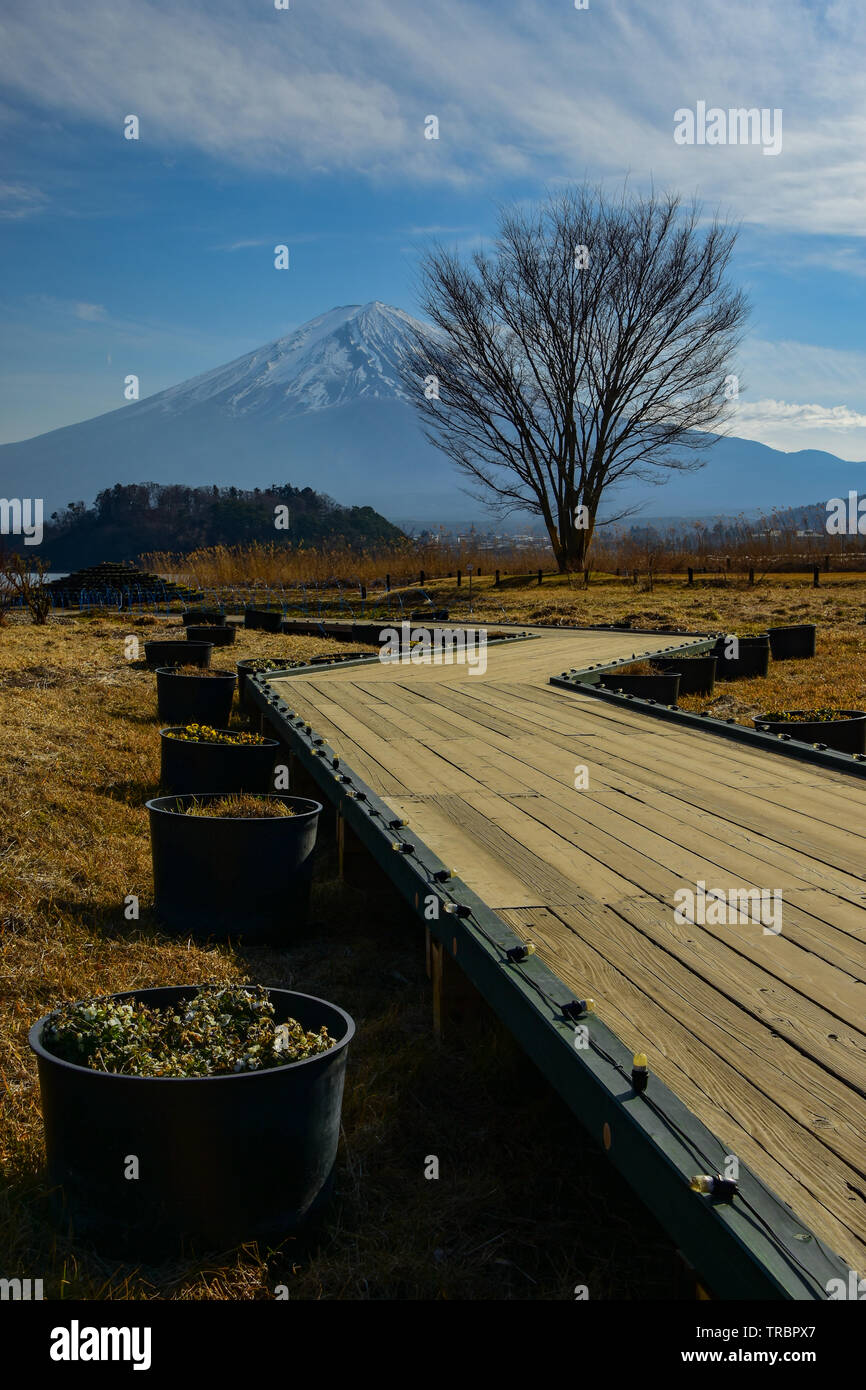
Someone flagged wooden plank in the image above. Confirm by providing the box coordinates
[381,794,540,908]
[457,786,866,1030]
[445,742,866,971]
[613,894,866,1094]
[545,899,866,1167]
[501,906,866,1273]
[273,680,409,796]
[411,681,866,912]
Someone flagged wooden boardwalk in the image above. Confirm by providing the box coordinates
[270,629,866,1275]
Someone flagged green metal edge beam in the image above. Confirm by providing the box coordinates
[555,636,717,686]
[550,643,866,780]
[244,669,854,1301]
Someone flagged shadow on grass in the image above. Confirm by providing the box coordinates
[37,897,172,948]
[97,778,158,807]
[105,708,163,726]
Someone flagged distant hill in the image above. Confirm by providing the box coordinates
[5,482,405,570]
[1,300,865,527]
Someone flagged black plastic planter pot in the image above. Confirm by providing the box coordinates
[159,728,280,795]
[754,710,866,754]
[186,623,236,647]
[712,634,770,681]
[145,640,212,669]
[29,985,354,1258]
[410,608,450,621]
[768,624,816,660]
[155,668,236,725]
[237,657,290,713]
[147,793,321,940]
[181,609,226,627]
[599,671,681,704]
[244,608,283,632]
[650,654,717,696]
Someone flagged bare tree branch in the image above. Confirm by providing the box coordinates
[399,184,749,572]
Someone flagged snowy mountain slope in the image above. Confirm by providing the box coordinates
[141,302,421,418]
[1,300,864,527]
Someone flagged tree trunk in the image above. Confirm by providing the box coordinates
[551,519,594,574]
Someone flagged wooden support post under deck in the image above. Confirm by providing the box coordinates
[286,749,321,803]
[336,807,385,890]
[430,931,484,1041]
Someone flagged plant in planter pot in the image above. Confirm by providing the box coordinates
[650,653,717,695]
[712,629,770,680]
[754,707,866,755]
[237,656,305,713]
[159,724,280,795]
[598,661,682,704]
[155,664,237,726]
[146,792,322,940]
[29,983,355,1256]
[181,609,226,627]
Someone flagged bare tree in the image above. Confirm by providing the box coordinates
[0,552,52,624]
[400,185,749,573]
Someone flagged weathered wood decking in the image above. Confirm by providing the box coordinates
[270,629,866,1275]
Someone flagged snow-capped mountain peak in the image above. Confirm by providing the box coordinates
[143,301,424,420]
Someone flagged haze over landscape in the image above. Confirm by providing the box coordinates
[2,300,864,534]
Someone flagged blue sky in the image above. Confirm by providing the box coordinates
[1,0,865,458]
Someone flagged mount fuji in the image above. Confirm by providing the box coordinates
[1,299,865,530]
[0,303,468,527]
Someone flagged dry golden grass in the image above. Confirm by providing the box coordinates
[0,609,679,1300]
[144,522,866,594]
[144,538,553,590]
[182,795,296,819]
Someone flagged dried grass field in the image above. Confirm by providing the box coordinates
[0,608,680,1301]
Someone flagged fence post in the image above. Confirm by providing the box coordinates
[748,566,755,586]
[457,569,462,587]
[813,565,820,588]
[495,569,500,588]
[537,569,542,586]
[385,574,390,592]
[633,569,638,585]
[687,567,694,586]
[824,554,830,572]
[360,584,367,601]
[420,570,425,585]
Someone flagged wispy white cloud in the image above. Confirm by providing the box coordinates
[1,0,865,232]
[0,181,48,219]
[404,225,478,237]
[214,237,272,253]
[724,397,866,459]
[737,337,866,410]
[72,301,107,321]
